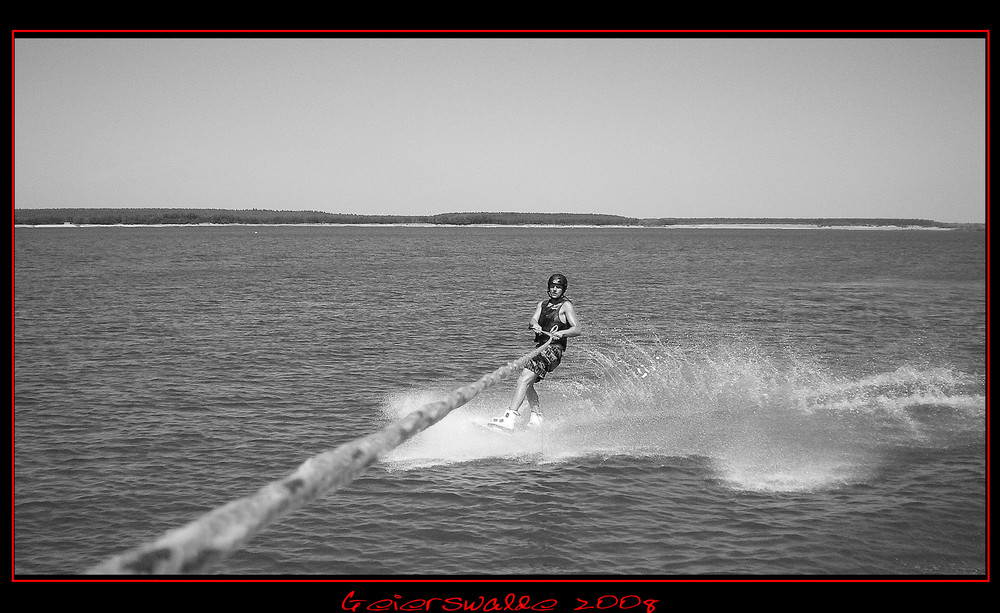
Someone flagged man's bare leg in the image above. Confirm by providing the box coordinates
[526,382,544,428]
[490,369,538,430]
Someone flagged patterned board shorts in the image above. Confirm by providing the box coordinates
[525,345,564,381]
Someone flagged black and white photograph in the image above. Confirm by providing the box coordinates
[13,32,987,581]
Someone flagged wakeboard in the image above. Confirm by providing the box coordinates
[475,421,517,435]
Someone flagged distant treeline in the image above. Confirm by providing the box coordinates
[13,208,981,229]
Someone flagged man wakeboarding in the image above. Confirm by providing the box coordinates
[488,273,581,431]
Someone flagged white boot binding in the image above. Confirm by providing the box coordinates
[489,409,521,430]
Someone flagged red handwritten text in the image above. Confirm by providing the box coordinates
[575,595,658,613]
[342,591,559,613]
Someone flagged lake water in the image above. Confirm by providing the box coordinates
[13,225,987,579]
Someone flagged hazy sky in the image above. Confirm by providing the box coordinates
[13,35,987,223]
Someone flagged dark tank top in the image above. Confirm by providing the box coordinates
[535,297,572,349]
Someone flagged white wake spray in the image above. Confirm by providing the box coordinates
[382,334,984,492]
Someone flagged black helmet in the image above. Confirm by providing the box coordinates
[548,273,568,288]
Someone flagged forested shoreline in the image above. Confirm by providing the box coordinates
[13,208,980,229]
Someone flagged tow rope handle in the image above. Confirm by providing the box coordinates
[533,324,561,341]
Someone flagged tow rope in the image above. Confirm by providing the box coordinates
[86,333,557,575]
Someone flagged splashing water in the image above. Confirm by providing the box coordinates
[381,335,984,493]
